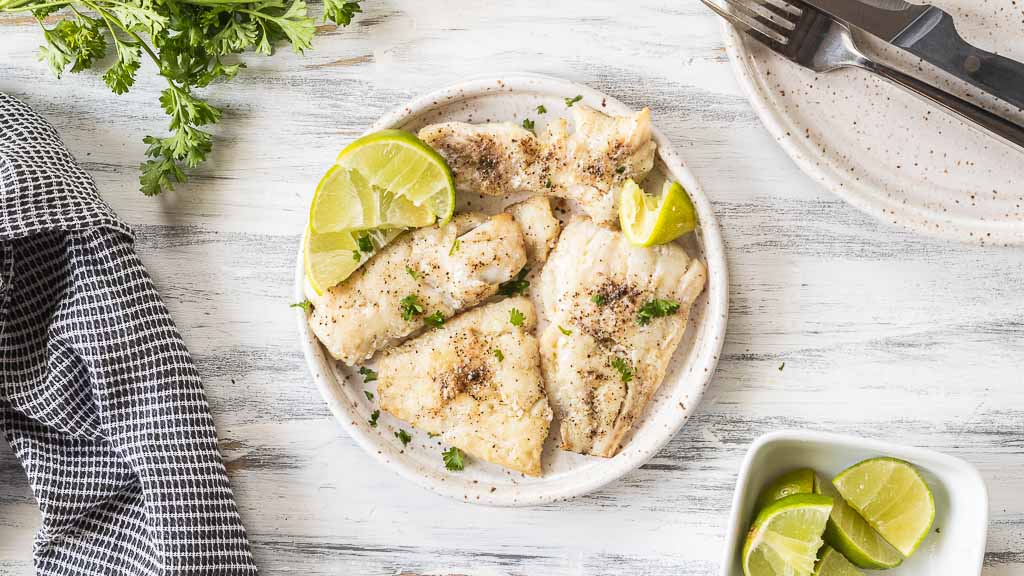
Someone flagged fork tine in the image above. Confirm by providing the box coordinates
[753,0,802,22]
[699,0,788,47]
[718,0,796,35]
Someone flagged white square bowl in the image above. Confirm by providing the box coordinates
[721,430,988,575]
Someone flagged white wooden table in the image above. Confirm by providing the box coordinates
[2,2,1023,574]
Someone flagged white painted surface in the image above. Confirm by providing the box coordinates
[1,1,1022,574]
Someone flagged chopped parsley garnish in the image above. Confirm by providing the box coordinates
[591,294,607,306]
[509,307,525,327]
[424,311,445,328]
[352,250,361,262]
[449,238,461,256]
[498,267,530,296]
[615,166,626,174]
[290,300,312,313]
[442,446,465,471]
[395,429,412,446]
[536,104,547,114]
[610,357,633,383]
[492,349,504,362]
[636,299,681,326]
[522,118,535,132]
[358,366,378,383]
[400,294,425,321]
[364,390,375,401]
[558,325,573,336]
[565,94,583,107]
[406,266,420,280]
[368,409,380,427]
[357,233,374,253]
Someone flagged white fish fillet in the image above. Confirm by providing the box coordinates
[419,105,656,226]
[539,219,706,457]
[506,196,561,265]
[377,297,552,476]
[306,213,527,365]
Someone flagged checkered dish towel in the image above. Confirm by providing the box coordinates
[0,93,258,575]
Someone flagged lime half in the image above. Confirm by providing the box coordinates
[814,474,903,568]
[304,227,402,295]
[743,494,833,576]
[756,468,816,511]
[832,458,935,557]
[619,179,697,246]
[310,129,455,233]
[813,545,864,576]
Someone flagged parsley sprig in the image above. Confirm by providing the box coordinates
[442,446,465,471]
[5,0,362,195]
[636,299,681,326]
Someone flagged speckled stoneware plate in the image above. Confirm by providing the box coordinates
[294,74,728,506]
[723,0,1024,245]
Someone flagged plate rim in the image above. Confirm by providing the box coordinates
[295,73,730,506]
[721,23,1024,246]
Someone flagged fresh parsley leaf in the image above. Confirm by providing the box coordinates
[395,429,412,446]
[449,238,460,256]
[352,250,361,262]
[564,94,583,107]
[364,390,374,401]
[358,366,378,383]
[400,294,424,321]
[290,299,312,313]
[492,349,504,362]
[545,177,553,188]
[636,299,681,326]
[442,446,465,471]
[509,307,525,327]
[498,267,530,296]
[368,409,380,427]
[323,0,362,24]
[357,233,374,253]
[615,166,626,174]
[406,266,419,280]
[38,15,106,79]
[610,357,633,383]
[558,325,572,336]
[522,118,535,132]
[536,104,547,114]
[424,311,445,328]
[591,294,607,306]
[102,43,141,95]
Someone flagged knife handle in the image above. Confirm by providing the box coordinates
[862,60,1024,152]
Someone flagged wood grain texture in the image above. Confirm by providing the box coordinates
[2,1,1023,574]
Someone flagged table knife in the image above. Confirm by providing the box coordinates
[797,0,1024,111]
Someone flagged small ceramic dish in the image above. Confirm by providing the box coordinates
[721,430,988,575]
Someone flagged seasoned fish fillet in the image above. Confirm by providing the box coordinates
[377,297,552,476]
[506,196,561,265]
[539,219,706,457]
[306,213,527,365]
[418,106,655,226]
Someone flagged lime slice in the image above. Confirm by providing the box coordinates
[813,545,864,576]
[814,474,903,568]
[756,468,816,511]
[310,129,455,233]
[304,227,402,295]
[832,457,935,557]
[743,494,833,576]
[619,179,697,246]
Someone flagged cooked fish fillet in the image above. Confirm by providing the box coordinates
[539,219,706,457]
[418,106,656,226]
[377,297,552,476]
[506,196,561,265]
[306,213,527,365]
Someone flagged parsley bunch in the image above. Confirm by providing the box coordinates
[2,0,361,195]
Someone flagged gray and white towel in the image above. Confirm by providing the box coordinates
[0,93,258,575]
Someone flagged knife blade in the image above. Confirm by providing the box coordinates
[799,0,1024,110]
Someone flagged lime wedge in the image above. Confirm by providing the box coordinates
[756,468,816,511]
[304,227,402,295]
[813,545,864,576]
[619,179,697,246]
[310,129,454,233]
[743,494,833,576]
[814,474,903,568]
[832,457,935,557]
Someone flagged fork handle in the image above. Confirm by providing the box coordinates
[861,60,1024,152]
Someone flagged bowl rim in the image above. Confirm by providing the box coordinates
[720,429,990,575]
[295,72,730,506]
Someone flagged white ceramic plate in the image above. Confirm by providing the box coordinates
[723,1,1024,245]
[721,430,988,575]
[295,74,728,506]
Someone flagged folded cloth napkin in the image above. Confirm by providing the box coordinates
[0,93,258,575]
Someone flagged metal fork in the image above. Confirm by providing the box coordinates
[701,0,1024,151]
